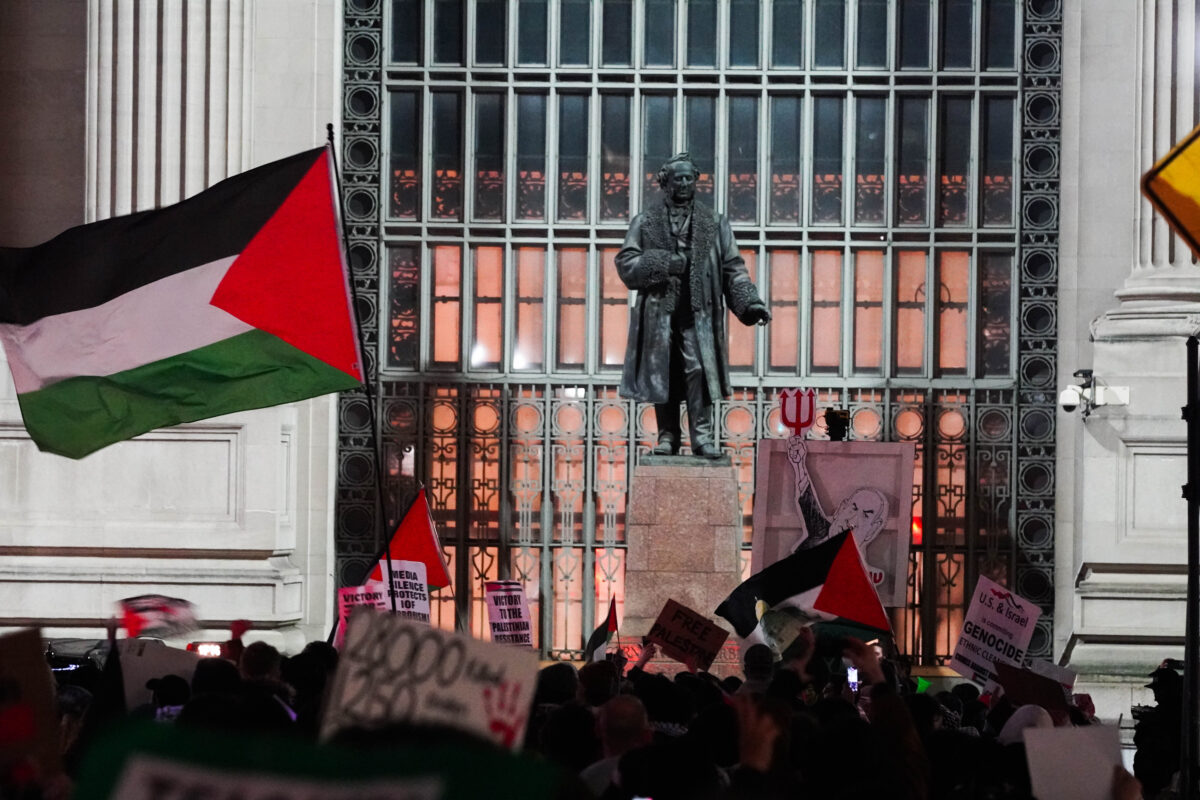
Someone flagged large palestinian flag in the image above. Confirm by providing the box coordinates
[715,531,891,647]
[0,147,362,458]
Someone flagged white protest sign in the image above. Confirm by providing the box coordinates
[1024,725,1122,800]
[336,583,389,648]
[117,638,200,710]
[1028,658,1077,691]
[950,575,1041,692]
[321,609,539,750]
[387,560,431,623]
[484,581,533,647]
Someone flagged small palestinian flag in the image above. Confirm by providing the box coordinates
[585,596,618,663]
[367,488,453,590]
[715,531,890,648]
[0,147,362,458]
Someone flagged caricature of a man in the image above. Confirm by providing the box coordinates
[787,436,888,586]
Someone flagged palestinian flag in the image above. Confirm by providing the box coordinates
[584,596,618,663]
[0,146,362,459]
[715,531,890,646]
[367,488,452,590]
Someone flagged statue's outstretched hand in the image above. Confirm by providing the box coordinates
[741,303,771,326]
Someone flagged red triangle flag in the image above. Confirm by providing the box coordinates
[368,490,452,589]
[211,147,363,382]
[812,533,892,632]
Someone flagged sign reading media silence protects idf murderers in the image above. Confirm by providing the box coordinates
[321,608,540,751]
[484,580,533,647]
[386,559,431,624]
[950,575,1041,692]
[646,599,730,672]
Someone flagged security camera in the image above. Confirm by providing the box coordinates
[1059,385,1083,413]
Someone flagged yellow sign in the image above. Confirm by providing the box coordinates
[1143,124,1200,256]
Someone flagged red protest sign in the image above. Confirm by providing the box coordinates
[646,599,729,672]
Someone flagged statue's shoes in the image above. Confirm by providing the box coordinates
[693,442,724,459]
[651,440,679,456]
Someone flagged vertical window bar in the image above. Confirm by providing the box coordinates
[898,0,930,69]
[811,96,844,224]
[896,95,929,226]
[559,0,591,66]
[685,95,716,206]
[516,93,547,220]
[977,251,1013,378]
[388,90,420,219]
[940,0,973,69]
[854,96,887,225]
[813,0,846,68]
[981,96,1014,226]
[517,0,548,65]
[642,95,676,200]
[433,0,464,65]
[474,0,506,64]
[472,246,504,369]
[557,94,589,221]
[431,91,463,220]
[431,244,463,368]
[729,0,760,67]
[810,249,842,372]
[601,94,632,220]
[856,0,888,69]
[513,247,546,371]
[937,96,972,227]
[602,0,632,66]
[473,93,505,221]
[771,0,803,68]
[556,248,588,370]
[644,0,675,67]
[390,0,421,63]
[727,96,759,223]
[686,0,717,68]
[769,95,802,223]
[983,0,1016,70]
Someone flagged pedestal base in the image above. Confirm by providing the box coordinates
[623,459,744,674]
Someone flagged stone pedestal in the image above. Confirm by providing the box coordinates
[623,457,743,652]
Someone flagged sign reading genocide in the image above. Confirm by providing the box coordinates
[321,609,539,750]
[387,560,431,624]
[950,575,1041,692]
[646,599,729,672]
[484,581,533,647]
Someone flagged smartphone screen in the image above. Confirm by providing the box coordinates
[847,666,859,691]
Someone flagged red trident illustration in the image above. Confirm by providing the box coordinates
[779,388,816,437]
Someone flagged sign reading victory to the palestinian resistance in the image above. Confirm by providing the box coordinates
[321,609,540,750]
[950,575,1041,692]
[646,599,729,671]
[335,583,389,649]
[484,581,533,647]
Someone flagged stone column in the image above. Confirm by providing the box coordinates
[622,457,743,673]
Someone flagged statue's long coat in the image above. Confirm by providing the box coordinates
[615,200,763,405]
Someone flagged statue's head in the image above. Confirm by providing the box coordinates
[656,153,699,204]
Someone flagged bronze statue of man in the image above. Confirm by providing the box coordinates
[616,153,770,458]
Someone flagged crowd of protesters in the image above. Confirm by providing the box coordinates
[8,622,1179,800]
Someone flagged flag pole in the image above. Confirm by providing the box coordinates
[325,124,398,624]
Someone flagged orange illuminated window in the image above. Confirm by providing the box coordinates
[811,250,842,372]
[599,247,628,368]
[895,250,926,374]
[471,247,503,369]
[514,247,546,371]
[853,250,884,372]
[556,248,588,369]
[727,248,757,371]
[768,250,800,372]
[431,245,462,366]
[937,251,969,375]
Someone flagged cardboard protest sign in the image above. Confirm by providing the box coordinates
[1028,658,1077,691]
[321,609,540,750]
[950,576,1041,692]
[335,583,389,648]
[993,661,1069,714]
[117,638,200,710]
[74,721,563,800]
[387,560,432,623]
[646,599,729,671]
[0,628,60,777]
[1024,724,1122,800]
[484,581,533,647]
